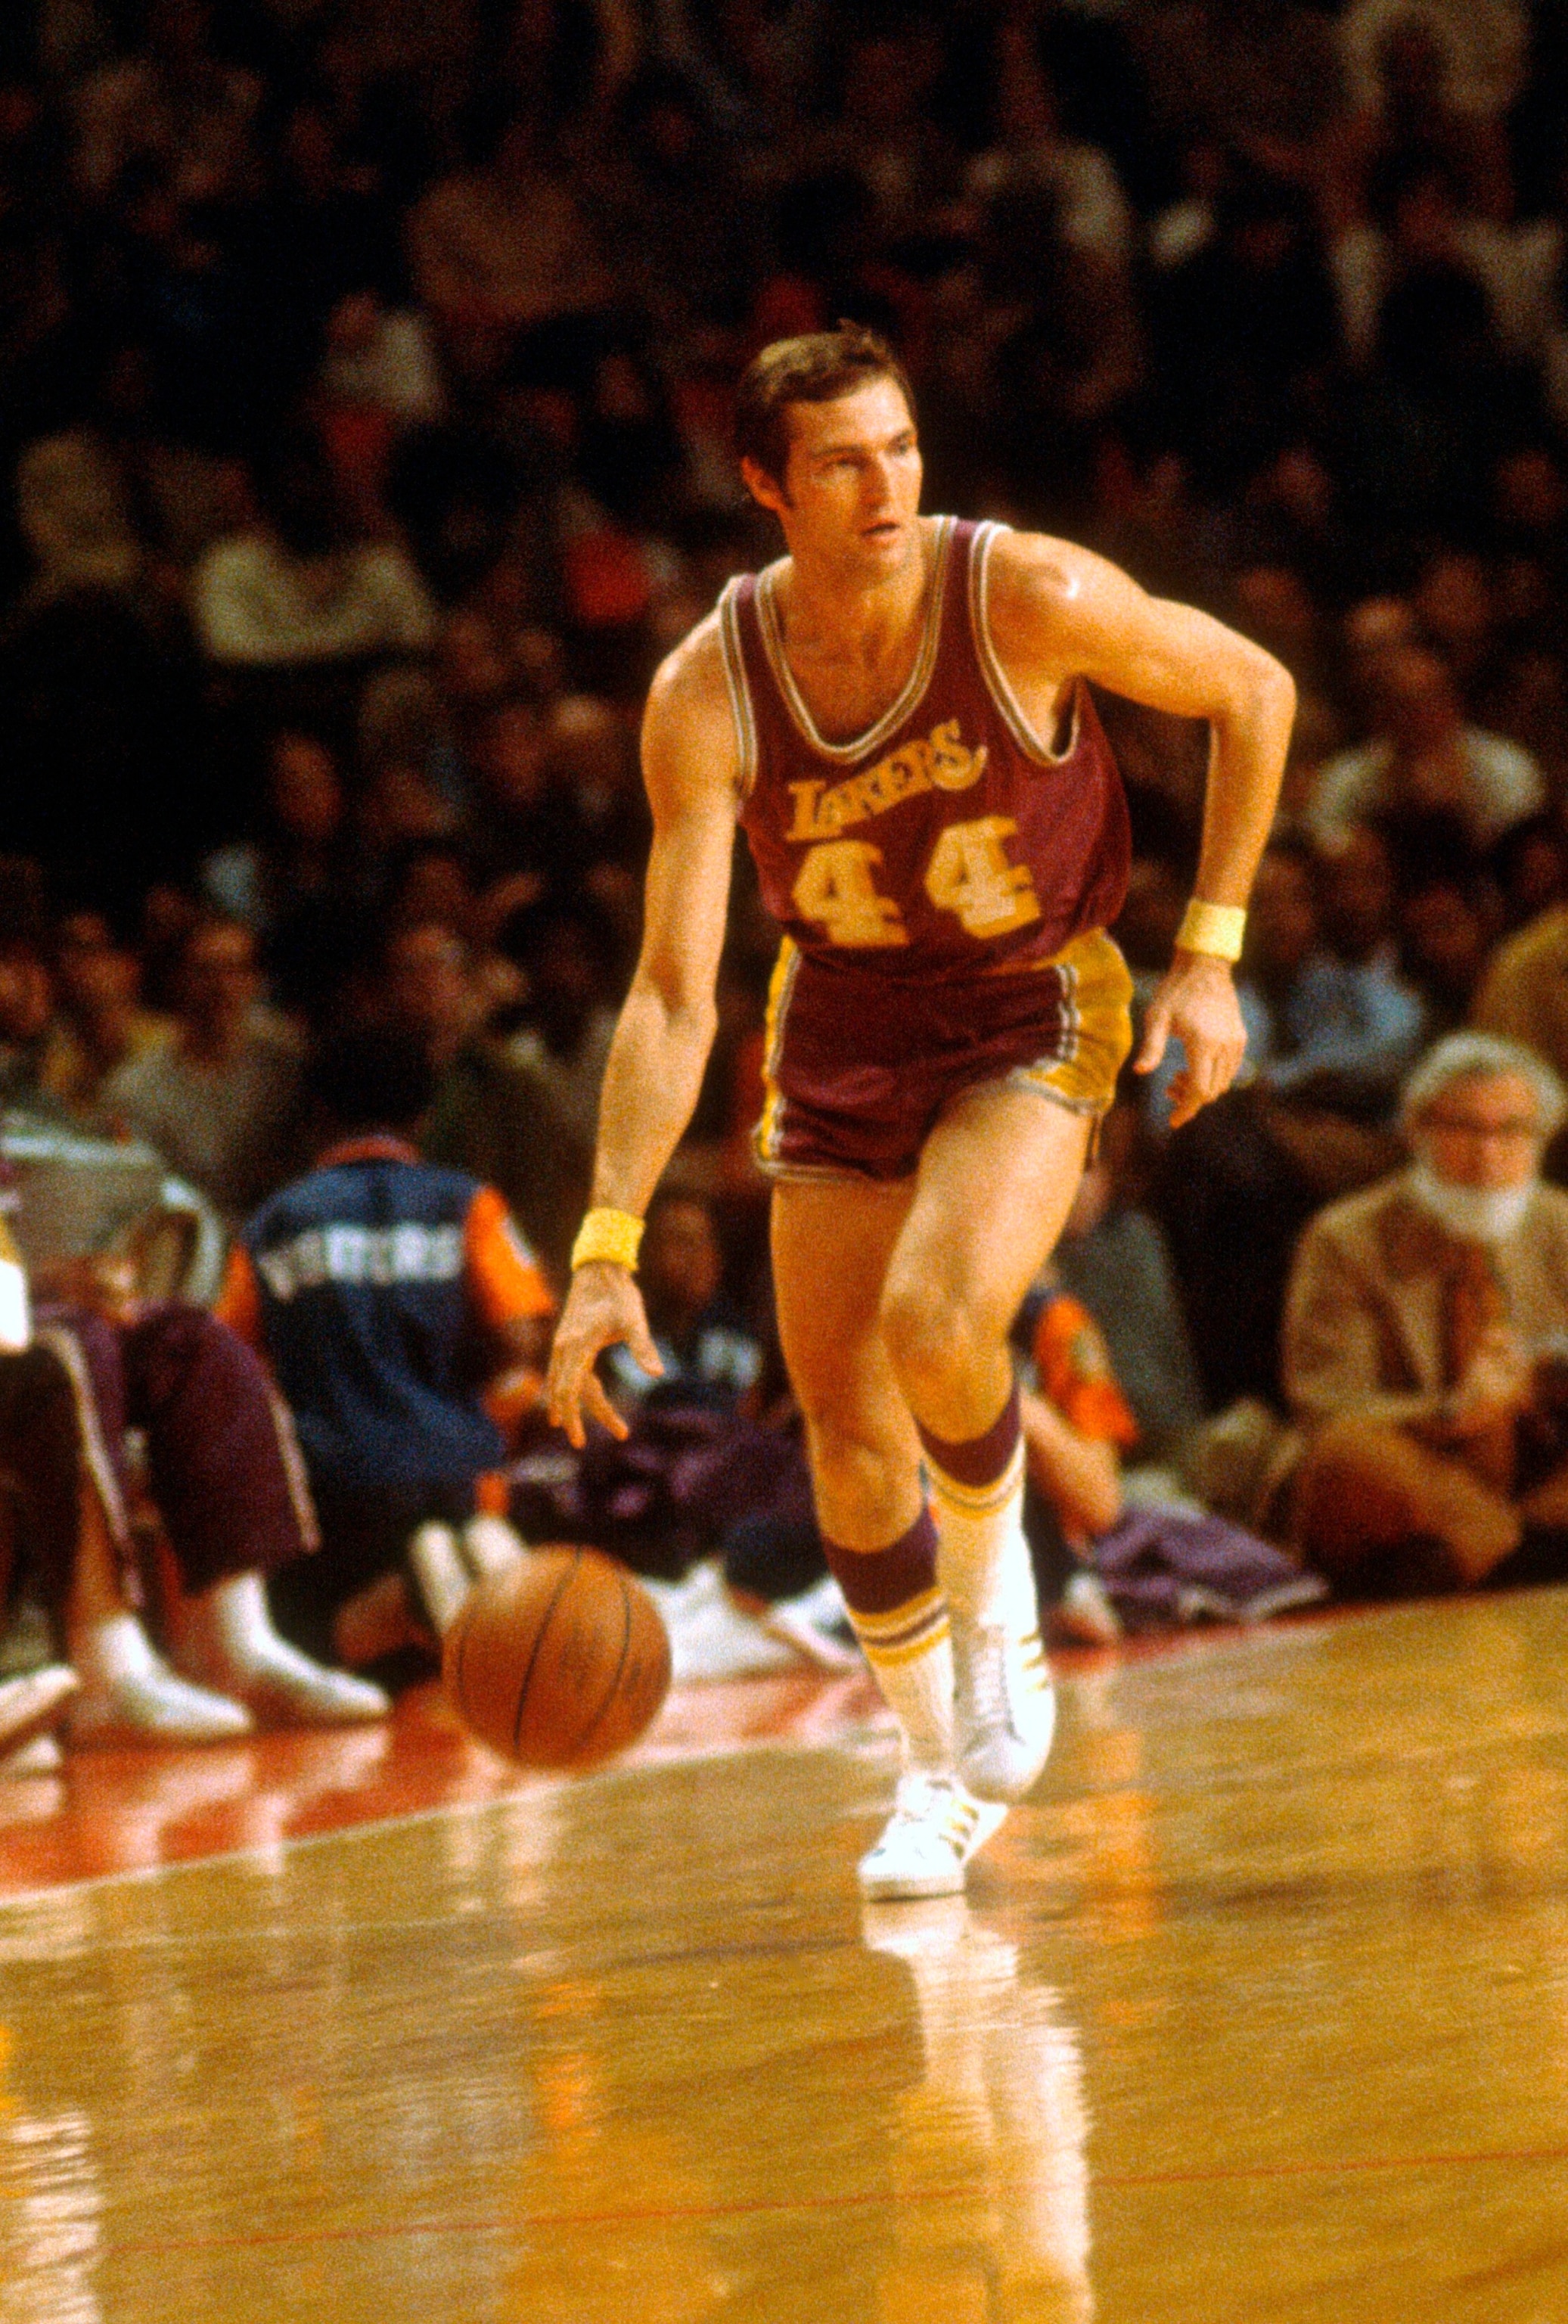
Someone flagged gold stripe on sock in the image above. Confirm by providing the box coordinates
[850,1585,946,1642]
[862,1617,952,1670]
[926,1448,1026,1517]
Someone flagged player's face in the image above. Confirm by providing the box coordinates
[747,378,923,579]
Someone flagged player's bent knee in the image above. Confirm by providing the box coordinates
[877,1279,984,1399]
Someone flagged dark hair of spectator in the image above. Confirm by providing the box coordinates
[0,858,48,956]
[734,324,914,486]
[309,1024,436,1134]
[253,424,352,562]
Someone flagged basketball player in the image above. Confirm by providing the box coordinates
[548,327,1293,1897]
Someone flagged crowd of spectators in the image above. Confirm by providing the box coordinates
[6,0,1568,1741]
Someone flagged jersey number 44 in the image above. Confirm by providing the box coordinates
[792,816,1042,947]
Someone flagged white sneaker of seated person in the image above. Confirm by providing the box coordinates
[179,1574,390,1726]
[1051,1567,1122,1648]
[406,1516,530,1637]
[69,1611,256,1743]
[0,1665,79,1768]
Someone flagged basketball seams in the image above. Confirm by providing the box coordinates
[444,1546,670,1768]
[567,1568,635,1763]
[511,1548,584,1759]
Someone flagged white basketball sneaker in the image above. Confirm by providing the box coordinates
[949,1609,1057,1804]
[856,1767,1008,1900]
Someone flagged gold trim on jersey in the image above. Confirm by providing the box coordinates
[716,578,759,800]
[755,936,803,1166]
[755,515,956,765]
[968,520,1083,768]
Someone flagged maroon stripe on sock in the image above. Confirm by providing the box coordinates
[916,1383,1021,1491]
[821,1510,939,1616]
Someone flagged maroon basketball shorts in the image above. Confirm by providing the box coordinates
[754,927,1134,1182]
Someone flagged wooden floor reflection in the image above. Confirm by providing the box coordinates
[4,1590,1568,2320]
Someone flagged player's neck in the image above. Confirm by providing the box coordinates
[773,519,933,675]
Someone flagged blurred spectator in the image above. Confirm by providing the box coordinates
[202,727,346,936]
[1052,1105,1205,1463]
[12,431,143,613]
[1019,1270,1134,1643]
[39,1297,388,1738]
[191,423,435,669]
[405,103,616,377]
[1337,2,1521,224]
[1471,890,1568,1080]
[495,896,619,1154]
[423,896,618,1276]
[36,909,172,1121]
[70,0,262,206]
[967,14,1132,269]
[604,1189,761,1409]
[1151,170,1340,494]
[1393,841,1498,1030]
[1285,1032,1568,1594]
[1154,841,1413,1407]
[594,67,758,334]
[200,725,363,1018]
[0,876,54,1107]
[217,1024,554,1675]
[101,914,305,1223]
[380,918,489,1073]
[1309,644,1544,847]
[461,689,592,915]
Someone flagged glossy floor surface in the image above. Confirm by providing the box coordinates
[4,1591,1568,2321]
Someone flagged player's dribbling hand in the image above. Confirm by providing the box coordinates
[1132,952,1249,1129]
[546,1264,665,1449]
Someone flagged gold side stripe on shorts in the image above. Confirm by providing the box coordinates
[754,937,801,1165]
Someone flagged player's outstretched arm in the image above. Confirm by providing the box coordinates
[990,533,1296,1128]
[547,628,741,1447]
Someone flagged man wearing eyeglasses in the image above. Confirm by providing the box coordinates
[1284,1032,1568,1595]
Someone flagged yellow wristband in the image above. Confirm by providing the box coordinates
[570,1207,645,1272]
[1175,899,1247,962]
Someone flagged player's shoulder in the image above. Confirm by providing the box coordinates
[983,524,1135,642]
[642,600,744,794]
[646,600,730,719]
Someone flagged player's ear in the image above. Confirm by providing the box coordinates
[741,456,790,516]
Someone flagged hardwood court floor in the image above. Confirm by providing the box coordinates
[3,1589,1568,2322]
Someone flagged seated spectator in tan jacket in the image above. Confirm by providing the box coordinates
[1284,1033,1568,1595]
[1470,898,1568,1083]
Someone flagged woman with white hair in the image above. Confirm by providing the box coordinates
[1282,1030,1568,1595]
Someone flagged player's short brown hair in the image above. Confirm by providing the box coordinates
[734,324,915,489]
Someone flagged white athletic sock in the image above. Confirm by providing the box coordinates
[927,1440,1033,1628]
[188,1572,388,1723]
[821,1514,955,1770]
[847,1597,955,1771]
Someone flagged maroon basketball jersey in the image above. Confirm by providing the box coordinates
[722,517,1129,981]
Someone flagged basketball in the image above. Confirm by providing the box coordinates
[442,1546,672,1770]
